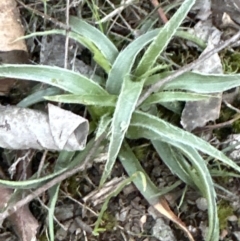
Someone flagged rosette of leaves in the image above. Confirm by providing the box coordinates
[2,0,240,240]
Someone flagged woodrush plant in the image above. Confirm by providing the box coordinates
[1,0,240,240]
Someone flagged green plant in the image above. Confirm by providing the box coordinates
[1,0,240,240]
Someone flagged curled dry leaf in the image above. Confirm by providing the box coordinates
[0,104,89,151]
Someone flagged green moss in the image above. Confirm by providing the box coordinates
[232,118,240,133]
[217,200,234,230]
[38,234,48,241]
[168,47,199,65]
[219,107,235,122]
[65,175,81,197]
[133,144,150,161]
[213,172,232,186]
[100,211,118,231]
[221,51,240,74]
[213,106,235,140]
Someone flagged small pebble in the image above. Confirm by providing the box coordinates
[196,197,208,211]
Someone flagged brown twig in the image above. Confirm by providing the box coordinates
[196,114,240,131]
[150,0,168,23]
[197,101,240,131]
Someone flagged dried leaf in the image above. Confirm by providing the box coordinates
[0,104,89,151]
[0,0,26,51]
[8,206,39,241]
[153,198,195,241]
[0,0,30,95]
[0,169,38,241]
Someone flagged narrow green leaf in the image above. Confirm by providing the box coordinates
[152,140,219,241]
[48,184,60,241]
[45,94,117,106]
[176,30,206,49]
[70,32,112,72]
[146,72,240,93]
[160,102,183,114]
[151,180,182,197]
[128,111,240,174]
[144,71,171,86]
[0,65,108,95]
[0,167,68,189]
[95,113,112,139]
[119,141,160,204]
[100,77,145,185]
[119,141,195,241]
[70,16,118,65]
[152,141,195,187]
[48,151,75,241]
[142,91,215,107]
[134,0,196,77]
[17,87,62,108]
[175,144,219,241]
[106,29,160,94]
